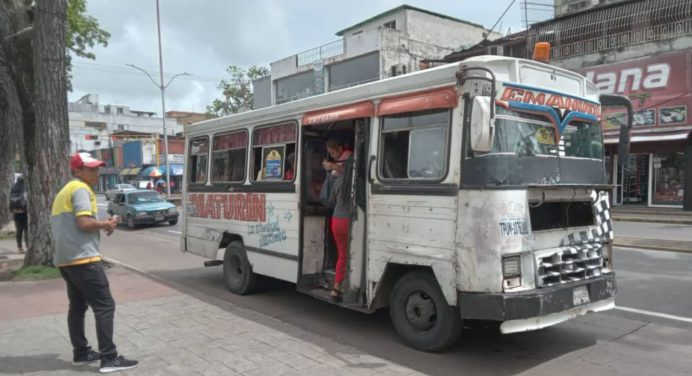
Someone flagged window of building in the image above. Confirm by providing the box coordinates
[652,152,685,206]
[251,123,296,182]
[211,131,247,183]
[188,137,209,184]
[384,20,396,30]
[117,124,125,131]
[328,52,380,91]
[275,71,315,104]
[379,110,450,180]
[117,107,124,115]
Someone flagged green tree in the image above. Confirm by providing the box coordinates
[0,0,109,266]
[207,65,269,117]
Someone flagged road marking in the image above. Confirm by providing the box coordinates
[168,230,182,234]
[615,306,692,324]
[97,204,108,208]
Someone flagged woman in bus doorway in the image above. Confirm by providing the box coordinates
[322,138,353,302]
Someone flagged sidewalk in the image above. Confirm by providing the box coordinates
[0,264,422,376]
[610,206,692,253]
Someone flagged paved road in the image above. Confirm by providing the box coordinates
[613,221,692,242]
[96,212,692,376]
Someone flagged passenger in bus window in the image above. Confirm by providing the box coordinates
[323,138,353,302]
[284,153,295,181]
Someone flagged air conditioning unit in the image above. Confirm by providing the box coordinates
[390,64,407,77]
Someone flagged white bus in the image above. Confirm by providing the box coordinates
[181,53,632,351]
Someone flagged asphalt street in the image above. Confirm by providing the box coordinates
[95,194,692,376]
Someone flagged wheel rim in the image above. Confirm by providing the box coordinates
[404,291,437,331]
[227,254,243,279]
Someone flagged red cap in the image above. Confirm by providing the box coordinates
[69,152,106,170]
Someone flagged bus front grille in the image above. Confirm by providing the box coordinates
[536,244,603,287]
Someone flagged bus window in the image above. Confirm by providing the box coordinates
[561,121,603,159]
[379,109,450,180]
[211,131,248,183]
[251,123,297,182]
[188,137,209,184]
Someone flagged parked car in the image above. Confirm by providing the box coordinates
[105,183,137,201]
[107,190,178,229]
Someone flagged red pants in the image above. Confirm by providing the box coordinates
[330,217,350,284]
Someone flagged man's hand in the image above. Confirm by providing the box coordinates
[104,216,119,236]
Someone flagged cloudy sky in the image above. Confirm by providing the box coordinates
[69,0,532,115]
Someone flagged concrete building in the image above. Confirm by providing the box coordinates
[253,4,501,108]
[68,94,182,153]
[528,0,692,210]
[553,0,628,16]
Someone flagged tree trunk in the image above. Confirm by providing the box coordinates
[0,0,31,228]
[23,0,70,266]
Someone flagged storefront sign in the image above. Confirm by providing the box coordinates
[581,51,692,130]
[158,154,185,163]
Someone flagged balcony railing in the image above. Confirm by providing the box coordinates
[528,0,692,60]
[296,39,344,66]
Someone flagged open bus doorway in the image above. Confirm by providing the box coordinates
[298,118,369,308]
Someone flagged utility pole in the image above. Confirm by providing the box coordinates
[128,0,188,198]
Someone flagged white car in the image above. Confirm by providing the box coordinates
[105,183,137,201]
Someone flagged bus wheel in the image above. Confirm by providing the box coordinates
[389,270,462,352]
[223,241,258,295]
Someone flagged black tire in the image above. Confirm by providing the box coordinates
[389,270,462,352]
[223,241,258,295]
[126,215,137,229]
[168,220,178,226]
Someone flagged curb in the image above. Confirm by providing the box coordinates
[613,239,692,254]
[612,217,692,225]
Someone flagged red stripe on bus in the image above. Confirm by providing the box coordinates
[377,87,457,116]
[302,101,375,126]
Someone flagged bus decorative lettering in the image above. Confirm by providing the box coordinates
[499,218,530,237]
[499,87,601,118]
[247,217,287,247]
[189,193,266,222]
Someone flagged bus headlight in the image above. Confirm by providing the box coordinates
[502,255,522,289]
[502,255,521,277]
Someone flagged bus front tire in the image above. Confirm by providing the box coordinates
[223,241,258,295]
[389,270,462,352]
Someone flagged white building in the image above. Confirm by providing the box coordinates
[68,94,182,153]
[553,0,628,16]
[253,4,501,108]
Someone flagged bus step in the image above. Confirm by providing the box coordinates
[204,260,223,267]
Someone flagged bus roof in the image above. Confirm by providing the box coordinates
[187,56,595,137]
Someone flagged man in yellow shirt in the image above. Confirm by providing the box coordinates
[51,152,138,373]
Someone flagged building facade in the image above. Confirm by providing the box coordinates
[68,94,182,153]
[553,0,628,16]
[253,5,501,108]
[528,0,692,209]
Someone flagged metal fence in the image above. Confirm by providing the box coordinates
[528,0,692,60]
[297,39,344,67]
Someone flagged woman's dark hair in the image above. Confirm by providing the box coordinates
[326,138,345,149]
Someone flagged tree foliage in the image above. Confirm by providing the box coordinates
[0,0,109,266]
[207,65,269,117]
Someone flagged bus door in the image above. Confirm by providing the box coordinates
[297,102,373,309]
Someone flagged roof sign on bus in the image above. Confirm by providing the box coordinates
[498,85,601,119]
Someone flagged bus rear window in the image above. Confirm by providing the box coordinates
[188,137,209,184]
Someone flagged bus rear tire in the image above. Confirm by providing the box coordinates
[223,241,258,295]
[389,270,462,352]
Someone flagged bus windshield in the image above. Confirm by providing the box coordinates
[491,107,603,160]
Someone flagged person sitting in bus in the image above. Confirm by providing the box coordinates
[284,152,295,181]
[323,138,353,302]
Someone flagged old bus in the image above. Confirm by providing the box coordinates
[181,54,632,351]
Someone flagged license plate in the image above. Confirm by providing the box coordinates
[155,215,164,221]
[573,285,590,306]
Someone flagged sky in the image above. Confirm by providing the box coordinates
[69,0,532,116]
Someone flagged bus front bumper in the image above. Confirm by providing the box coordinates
[458,274,616,333]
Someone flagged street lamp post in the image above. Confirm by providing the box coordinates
[127,0,188,198]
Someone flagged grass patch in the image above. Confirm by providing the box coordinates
[0,232,15,241]
[11,265,61,281]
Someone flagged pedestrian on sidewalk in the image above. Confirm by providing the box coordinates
[9,175,28,253]
[51,152,139,374]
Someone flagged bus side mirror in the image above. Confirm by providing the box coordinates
[600,94,633,167]
[470,96,494,152]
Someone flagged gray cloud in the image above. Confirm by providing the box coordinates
[69,0,524,114]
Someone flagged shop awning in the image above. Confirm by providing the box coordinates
[604,128,692,144]
[160,163,184,176]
